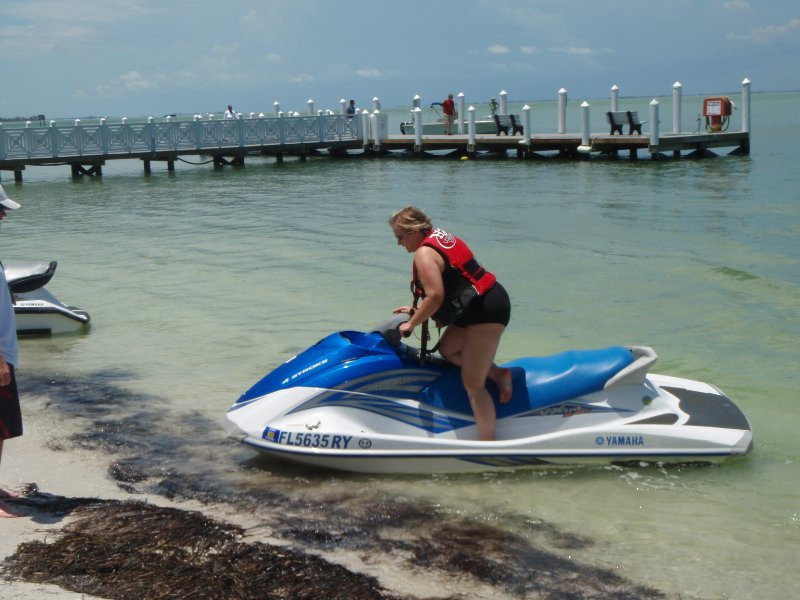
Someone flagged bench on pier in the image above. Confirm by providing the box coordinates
[606,111,646,135]
[509,114,524,135]
[494,114,524,136]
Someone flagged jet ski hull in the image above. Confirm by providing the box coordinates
[14,288,91,335]
[5,261,91,335]
[225,326,753,474]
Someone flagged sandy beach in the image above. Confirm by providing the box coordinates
[1,388,680,600]
[1,411,130,599]
[0,403,407,600]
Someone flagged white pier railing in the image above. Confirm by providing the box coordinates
[0,113,363,162]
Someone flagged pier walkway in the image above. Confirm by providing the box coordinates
[377,130,749,159]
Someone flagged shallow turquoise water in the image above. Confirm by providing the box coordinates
[5,92,799,598]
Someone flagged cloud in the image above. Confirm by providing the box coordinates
[548,46,610,56]
[728,18,800,43]
[96,70,157,96]
[289,73,315,83]
[211,43,241,56]
[355,67,383,78]
[520,46,539,54]
[120,70,157,91]
[2,0,155,24]
[487,45,510,54]
[722,0,751,10]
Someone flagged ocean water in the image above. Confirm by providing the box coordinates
[4,92,799,598]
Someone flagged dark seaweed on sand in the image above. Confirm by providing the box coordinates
[2,496,399,600]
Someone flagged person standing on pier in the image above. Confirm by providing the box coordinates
[389,206,513,441]
[0,185,22,518]
[441,94,455,134]
[224,104,236,119]
[433,94,456,134]
[346,99,356,117]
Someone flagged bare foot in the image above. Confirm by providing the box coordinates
[498,368,513,404]
[0,500,22,518]
[0,485,20,499]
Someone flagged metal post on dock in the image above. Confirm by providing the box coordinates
[499,91,508,116]
[372,97,381,112]
[49,120,59,159]
[361,110,371,150]
[742,78,751,133]
[412,95,421,109]
[273,102,280,117]
[522,105,531,145]
[558,89,567,134]
[611,85,619,112]
[649,99,660,159]
[578,101,591,156]
[673,82,682,134]
[307,99,315,116]
[413,107,423,152]
[147,116,156,154]
[457,92,465,135]
[371,110,385,152]
[467,106,476,152]
[340,99,346,115]
[100,117,109,155]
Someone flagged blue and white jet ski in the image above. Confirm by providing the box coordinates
[224,315,753,474]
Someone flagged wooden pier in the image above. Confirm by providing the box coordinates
[0,79,752,182]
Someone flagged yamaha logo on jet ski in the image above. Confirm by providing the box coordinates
[596,435,646,447]
[224,314,753,474]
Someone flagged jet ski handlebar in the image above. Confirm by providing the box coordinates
[371,313,412,347]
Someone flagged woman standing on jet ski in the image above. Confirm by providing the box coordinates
[389,206,512,441]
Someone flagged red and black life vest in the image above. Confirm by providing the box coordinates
[412,228,496,325]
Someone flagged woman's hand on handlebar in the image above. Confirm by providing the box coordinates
[398,321,414,338]
[392,307,415,337]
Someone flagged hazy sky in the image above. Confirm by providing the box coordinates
[1,0,797,119]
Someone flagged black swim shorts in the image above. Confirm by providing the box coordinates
[0,364,22,440]
[453,282,511,327]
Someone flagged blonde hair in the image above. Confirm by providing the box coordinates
[389,206,433,233]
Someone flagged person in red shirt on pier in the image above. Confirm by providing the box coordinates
[432,94,456,135]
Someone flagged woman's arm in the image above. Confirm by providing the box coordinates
[399,246,445,335]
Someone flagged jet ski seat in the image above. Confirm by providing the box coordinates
[423,346,635,417]
[5,260,57,294]
[504,347,634,412]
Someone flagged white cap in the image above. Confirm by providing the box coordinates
[0,185,20,210]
